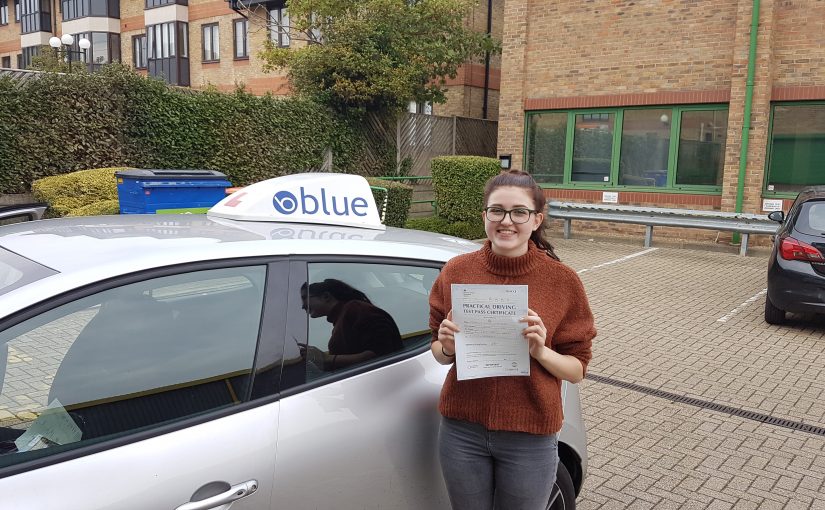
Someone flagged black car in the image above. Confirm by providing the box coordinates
[766,187,825,324]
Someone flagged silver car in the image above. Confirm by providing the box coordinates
[0,174,587,510]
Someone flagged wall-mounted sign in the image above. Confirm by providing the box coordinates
[762,199,784,212]
[602,192,619,204]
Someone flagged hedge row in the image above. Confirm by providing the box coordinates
[0,65,383,194]
[366,178,413,228]
[403,156,498,239]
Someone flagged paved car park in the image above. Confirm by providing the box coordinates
[554,236,825,509]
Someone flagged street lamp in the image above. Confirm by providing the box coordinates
[49,34,91,73]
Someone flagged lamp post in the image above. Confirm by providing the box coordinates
[48,34,91,73]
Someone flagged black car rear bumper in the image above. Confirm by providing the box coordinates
[767,256,825,314]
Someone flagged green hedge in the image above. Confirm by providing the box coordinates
[366,178,413,228]
[405,215,485,240]
[0,65,378,194]
[67,199,121,217]
[32,167,124,217]
[431,156,500,222]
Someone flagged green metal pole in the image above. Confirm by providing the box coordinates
[733,0,761,243]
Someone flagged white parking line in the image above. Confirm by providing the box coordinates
[717,288,767,323]
[576,248,658,275]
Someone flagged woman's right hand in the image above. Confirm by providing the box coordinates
[438,310,460,356]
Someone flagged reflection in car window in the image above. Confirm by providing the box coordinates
[292,263,439,383]
[804,202,825,233]
[0,266,266,468]
[0,247,57,297]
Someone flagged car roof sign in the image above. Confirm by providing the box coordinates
[207,173,386,230]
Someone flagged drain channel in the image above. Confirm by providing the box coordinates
[586,373,825,437]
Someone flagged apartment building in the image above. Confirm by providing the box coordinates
[498,0,825,223]
[0,0,502,119]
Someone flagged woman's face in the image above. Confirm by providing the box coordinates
[302,289,334,318]
[483,186,544,257]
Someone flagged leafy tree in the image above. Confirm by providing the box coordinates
[259,0,498,113]
[28,46,86,73]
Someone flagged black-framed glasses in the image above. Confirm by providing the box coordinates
[484,207,538,224]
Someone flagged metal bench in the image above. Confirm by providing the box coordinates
[547,201,779,256]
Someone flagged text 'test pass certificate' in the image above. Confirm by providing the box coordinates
[451,284,530,381]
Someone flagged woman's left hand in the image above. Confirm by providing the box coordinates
[521,308,548,359]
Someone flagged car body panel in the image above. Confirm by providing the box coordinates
[0,402,280,510]
[274,353,452,510]
[0,216,478,318]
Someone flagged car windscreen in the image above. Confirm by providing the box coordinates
[0,247,57,297]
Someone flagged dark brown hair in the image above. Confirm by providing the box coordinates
[307,279,372,303]
[483,169,560,261]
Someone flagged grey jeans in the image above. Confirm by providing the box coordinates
[438,417,559,510]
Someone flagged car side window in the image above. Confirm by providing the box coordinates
[294,262,439,382]
[0,266,266,468]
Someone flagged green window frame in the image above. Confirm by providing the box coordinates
[524,105,729,194]
[764,101,825,198]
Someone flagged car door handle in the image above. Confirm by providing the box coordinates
[175,480,258,510]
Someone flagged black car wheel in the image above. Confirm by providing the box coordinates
[547,462,576,510]
[764,294,786,325]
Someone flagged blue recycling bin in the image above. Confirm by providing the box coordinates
[115,169,232,214]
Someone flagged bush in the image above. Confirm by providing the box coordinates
[32,167,125,217]
[431,156,500,222]
[405,215,450,232]
[405,215,485,240]
[67,199,121,217]
[366,178,413,228]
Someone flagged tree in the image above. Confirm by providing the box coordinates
[259,0,498,113]
[28,46,85,73]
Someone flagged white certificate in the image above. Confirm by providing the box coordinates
[451,284,530,380]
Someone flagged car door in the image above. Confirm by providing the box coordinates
[272,258,451,510]
[0,260,289,510]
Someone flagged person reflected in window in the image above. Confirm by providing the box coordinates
[301,279,403,371]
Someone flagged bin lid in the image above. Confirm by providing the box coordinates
[208,173,385,230]
[115,169,228,180]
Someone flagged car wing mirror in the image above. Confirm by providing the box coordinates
[768,211,784,223]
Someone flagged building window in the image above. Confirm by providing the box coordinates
[148,21,176,59]
[1,56,10,68]
[766,103,825,194]
[61,0,119,21]
[675,110,727,187]
[16,53,21,68]
[14,0,18,22]
[146,21,189,86]
[233,18,248,59]
[20,0,51,33]
[201,23,218,62]
[619,109,671,187]
[269,3,288,47]
[20,45,40,69]
[145,0,185,8]
[1,0,8,25]
[64,32,120,71]
[132,34,147,69]
[525,105,729,191]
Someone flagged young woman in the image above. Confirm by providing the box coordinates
[429,170,596,510]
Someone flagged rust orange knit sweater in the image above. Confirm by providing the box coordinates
[429,240,596,435]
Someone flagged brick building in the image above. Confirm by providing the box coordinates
[498,0,825,240]
[0,0,502,119]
